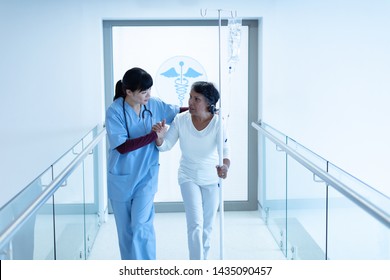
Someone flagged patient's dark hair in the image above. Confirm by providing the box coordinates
[191,81,220,114]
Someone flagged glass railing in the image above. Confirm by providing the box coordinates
[0,125,106,260]
[253,121,390,260]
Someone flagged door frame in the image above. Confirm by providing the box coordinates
[102,19,260,212]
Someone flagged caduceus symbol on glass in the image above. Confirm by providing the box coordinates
[160,61,203,106]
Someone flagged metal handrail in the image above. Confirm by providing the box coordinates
[0,127,106,248]
[252,121,390,229]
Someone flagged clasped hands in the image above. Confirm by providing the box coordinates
[152,120,167,146]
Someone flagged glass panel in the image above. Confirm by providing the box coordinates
[328,163,390,214]
[262,122,287,144]
[0,176,53,260]
[260,134,287,256]
[0,126,104,260]
[83,130,95,205]
[258,122,389,260]
[53,151,86,260]
[34,196,55,260]
[327,164,390,259]
[327,187,390,259]
[83,140,101,259]
[285,138,327,260]
[287,137,327,168]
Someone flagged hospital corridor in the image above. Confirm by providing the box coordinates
[88,211,286,260]
[1,0,389,263]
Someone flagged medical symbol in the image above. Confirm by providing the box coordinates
[156,56,207,106]
[160,61,203,106]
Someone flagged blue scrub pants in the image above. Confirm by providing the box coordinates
[180,181,219,260]
[110,194,156,260]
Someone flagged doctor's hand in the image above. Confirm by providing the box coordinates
[152,119,166,132]
[153,120,167,146]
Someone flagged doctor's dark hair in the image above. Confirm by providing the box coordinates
[191,81,220,114]
[113,67,153,101]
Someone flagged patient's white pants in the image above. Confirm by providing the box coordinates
[180,181,219,260]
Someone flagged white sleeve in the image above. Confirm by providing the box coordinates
[157,117,179,152]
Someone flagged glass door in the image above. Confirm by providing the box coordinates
[104,20,258,211]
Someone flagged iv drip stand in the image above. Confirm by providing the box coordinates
[217,9,224,261]
[201,8,237,260]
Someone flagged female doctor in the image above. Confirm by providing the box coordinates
[105,67,186,260]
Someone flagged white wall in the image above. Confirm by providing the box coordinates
[0,0,106,207]
[262,0,390,196]
[1,0,388,207]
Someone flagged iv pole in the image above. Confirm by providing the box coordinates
[200,8,237,260]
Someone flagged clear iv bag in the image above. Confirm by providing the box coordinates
[227,17,242,73]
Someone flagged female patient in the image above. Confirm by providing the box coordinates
[155,81,231,260]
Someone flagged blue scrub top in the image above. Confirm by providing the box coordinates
[105,97,179,202]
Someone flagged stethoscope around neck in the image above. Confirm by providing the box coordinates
[122,98,153,139]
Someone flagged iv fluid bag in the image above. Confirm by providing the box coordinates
[227,17,242,72]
